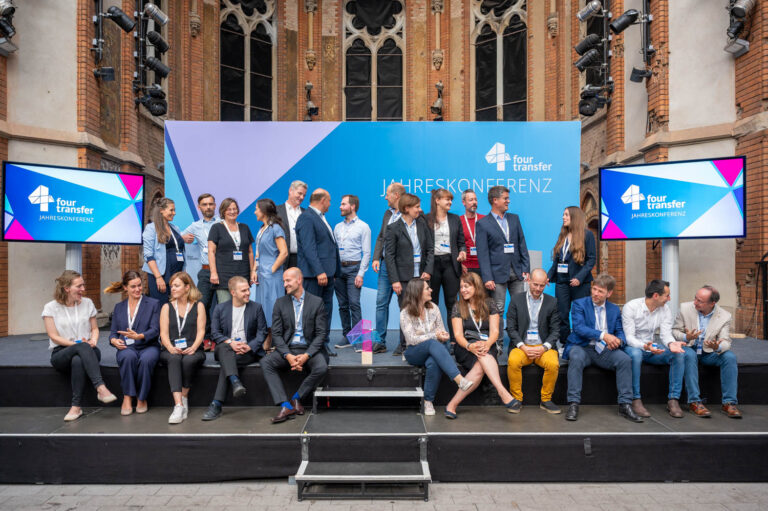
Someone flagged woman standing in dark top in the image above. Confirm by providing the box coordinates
[208,198,256,304]
[142,197,185,305]
[447,272,515,418]
[158,271,206,424]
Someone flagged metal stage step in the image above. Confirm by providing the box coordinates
[295,460,430,500]
[312,386,425,412]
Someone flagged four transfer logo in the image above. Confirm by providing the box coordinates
[621,185,645,210]
[485,142,511,171]
[28,185,55,212]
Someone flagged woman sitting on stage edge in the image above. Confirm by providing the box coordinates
[159,271,206,424]
[105,271,161,416]
[399,278,474,416]
[43,270,117,421]
[448,272,516,418]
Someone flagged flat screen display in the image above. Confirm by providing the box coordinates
[599,156,745,241]
[2,161,144,245]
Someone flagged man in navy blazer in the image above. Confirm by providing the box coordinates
[202,276,267,421]
[563,273,641,423]
[475,186,530,320]
[296,188,341,355]
[260,268,329,423]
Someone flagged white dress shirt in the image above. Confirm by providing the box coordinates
[310,205,335,240]
[621,297,675,349]
[285,202,302,254]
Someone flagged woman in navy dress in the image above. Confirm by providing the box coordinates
[253,198,288,335]
[105,270,161,415]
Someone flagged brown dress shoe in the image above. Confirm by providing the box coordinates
[689,401,712,417]
[722,403,742,419]
[291,398,305,415]
[666,399,683,418]
[632,398,651,417]
[271,406,297,424]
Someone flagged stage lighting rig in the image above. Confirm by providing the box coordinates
[134,1,172,114]
[143,3,168,26]
[573,0,613,106]
[135,84,167,117]
[0,0,16,56]
[147,30,169,54]
[431,81,444,121]
[578,84,612,117]
[107,6,136,33]
[724,0,755,58]
[576,1,602,22]
[304,82,318,121]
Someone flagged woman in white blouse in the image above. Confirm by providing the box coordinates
[399,278,474,416]
[43,270,117,421]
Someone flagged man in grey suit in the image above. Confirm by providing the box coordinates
[260,268,329,424]
[276,180,307,270]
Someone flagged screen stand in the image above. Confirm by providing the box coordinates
[662,240,679,318]
[65,243,83,273]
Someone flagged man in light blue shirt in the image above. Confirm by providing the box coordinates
[333,195,373,349]
[182,193,219,341]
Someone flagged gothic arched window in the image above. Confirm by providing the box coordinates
[220,0,276,121]
[471,0,527,121]
[343,0,405,121]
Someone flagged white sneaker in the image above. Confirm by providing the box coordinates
[458,378,475,392]
[423,401,435,416]
[181,396,189,419]
[169,405,185,424]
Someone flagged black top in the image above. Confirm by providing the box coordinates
[451,298,500,341]
[164,229,185,251]
[208,222,254,289]
[167,301,199,345]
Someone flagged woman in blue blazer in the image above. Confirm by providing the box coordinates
[547,206,597,344]
[143,197,185,305]
[106,271,161,415]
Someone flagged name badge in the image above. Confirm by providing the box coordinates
[339,247,345,251]
[470,247,477,256]
[74,339,83,344]
[233,251,243,261]
[526,330,539,342]
[557,263,569,273]
[649,343,662,352]
[174,338,188,349]
[175,251,184,262]
[479,333,489,341]
[414,254,421,263]
[595,340,606,354]
[292,332,302,343]
[696,345,703,355]
[504,243,515,254]
[125,338,135,346]
[440,243,450,249]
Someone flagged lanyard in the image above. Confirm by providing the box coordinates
[225,223,241,250]
[256,224,268,257]
[127,296,142,331]
[462,215,477,243]
[469,308,483,333]
[173,301,191,335]
[561,237,570,260]
[169,226,180,252]
[293,297,305,329]
[63,303,81,339]
[495,214,510,242]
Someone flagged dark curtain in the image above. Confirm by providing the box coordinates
[475,24,496,117]
[345,38,372,120]
[502,20,526,121]
[377,38,402,120]
[250,23,272,120]
[347,0,401,35]
[227,0,267,16]
[220,14,245,121]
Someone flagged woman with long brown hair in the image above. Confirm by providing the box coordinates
[253,198,288,330]
[142,197,185,304]
[447,272,516,418]
[399,278,474,416]
[547,206,596,343]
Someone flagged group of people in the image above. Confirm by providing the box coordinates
[41,182,742,424]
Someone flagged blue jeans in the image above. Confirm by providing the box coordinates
[335,264,362,337]
[566,344,633,404]
[622,345,686,400]
[684,348,739,404]
[404,339,460,402]
[375,261,395,343]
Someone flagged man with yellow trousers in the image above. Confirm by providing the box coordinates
[505,268,561,414]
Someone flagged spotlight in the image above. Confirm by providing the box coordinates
[574,34,601,56]
[107,6,136,33]
[724,38,749,57]
[304,82,318,121]
[580,85,603,98]
[610,9,639,34]
[730,0,755,19]
[0,15,13,38]
[136,86,167,116]
[147,30,169,53]
[0,0,15,17]
[93,67,116,81]
[145,56,171,78]
[574,48,601,71]
[430,96,443,115]
[579,97,599,116]
[143,3,169,26]
[306,100,318,117]
[576,0,602,22]
[630,67,652,82]
[727,18,744,39]
[0,35,16,56]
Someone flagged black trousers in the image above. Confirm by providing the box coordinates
[304,277,334,346]
[197,267,215,339]
[287,253,298,270]
[50,344,104,407]
[213,342,261,402]
[429,254,460,343]
[159,350,206,393]
[396,281,411,350]
[260,347,328,405]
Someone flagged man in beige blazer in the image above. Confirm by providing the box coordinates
[672,285,741,418]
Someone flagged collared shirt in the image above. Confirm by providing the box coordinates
[434,218,451,256]
[291,291,306,346]
[231,304,246,341]
[621,297,675,349]
[285,202,302,253]
[491,211,510,242]
[334,215,372,277]
[182,216,220,264]
[387,207,401,225]
[593,302,607,343]
[696,309,714,349]
[526,292,542,332]
[310,205,336,240]
[404,218,421,278]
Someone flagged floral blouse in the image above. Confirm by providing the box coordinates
[399,304,447,347]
